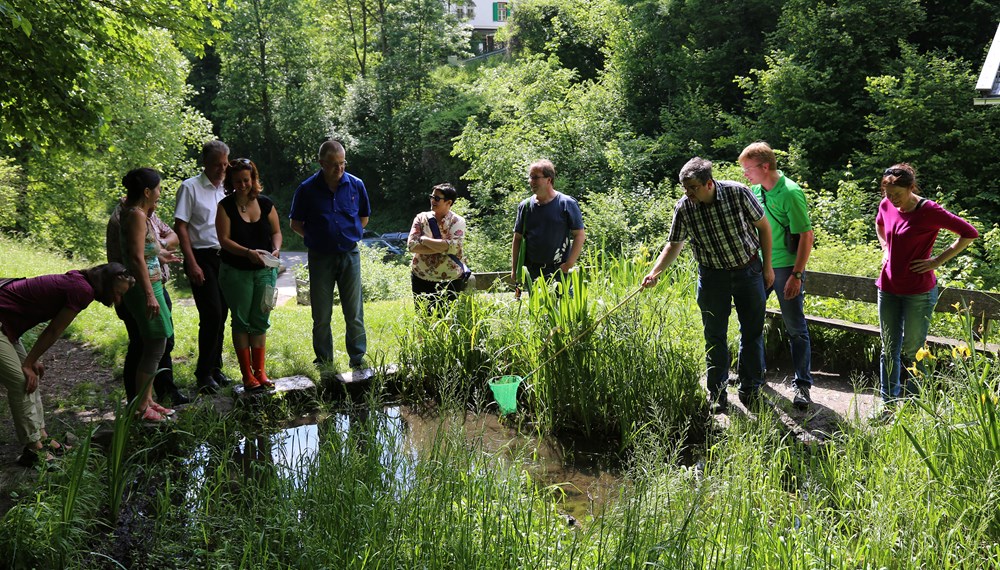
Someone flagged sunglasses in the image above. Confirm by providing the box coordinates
[429,194,444,202]
[883,168,908,177]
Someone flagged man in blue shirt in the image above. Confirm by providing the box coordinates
[290,141,370,369]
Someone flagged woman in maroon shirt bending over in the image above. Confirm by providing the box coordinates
[875,163,978,411]
[0,263,133,465]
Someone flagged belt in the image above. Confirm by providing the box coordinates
[729,257,756,270]
[703,257,757,272]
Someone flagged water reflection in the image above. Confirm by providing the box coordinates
[181,405,622,522]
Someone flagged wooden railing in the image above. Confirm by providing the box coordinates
[468,269,1000,352]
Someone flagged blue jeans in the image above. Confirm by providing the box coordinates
[309,248,367,366]
[878,286,938,402]
[697,257,766,396]
[768,267,813,388]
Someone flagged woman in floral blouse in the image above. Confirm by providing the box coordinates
[407,183,468,314]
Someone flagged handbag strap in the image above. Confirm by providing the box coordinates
[426,215,469,275]
[760,190,790,233]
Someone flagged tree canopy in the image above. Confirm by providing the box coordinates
[3,0,1000,282]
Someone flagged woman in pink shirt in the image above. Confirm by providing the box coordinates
[876,163,978,408]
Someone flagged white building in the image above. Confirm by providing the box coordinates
[975,23,1000,105]
[450,0,510,55]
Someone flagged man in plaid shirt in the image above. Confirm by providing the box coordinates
[642,157,774,414]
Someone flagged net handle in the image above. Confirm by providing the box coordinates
[523,283,647,381]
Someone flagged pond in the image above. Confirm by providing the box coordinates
[180,405,625,523]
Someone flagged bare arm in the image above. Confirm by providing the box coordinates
[753,216,775,290]
[21,307,79,394]
[126,210,160,320]
[268,207,283,257]
[154,216,181,265]
[360,216,369,228]
[175,219,205,286]
[910,236,976,274]
[877,223,888,267]
[642,241,685,287]
[560,228,586,273]
[783,229,814,300]
[511,233,523,281]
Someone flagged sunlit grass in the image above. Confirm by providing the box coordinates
[6,234,1000,569]
[69,298,414,388]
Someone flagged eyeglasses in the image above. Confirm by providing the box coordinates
[324,159,347,168]
[883,168,908,177]
[741,163,764,174]
[429,194,444,202]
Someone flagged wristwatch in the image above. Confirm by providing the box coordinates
[792,271,803,280]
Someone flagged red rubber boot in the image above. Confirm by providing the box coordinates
[237,347,261,391]
[252,346,274,389]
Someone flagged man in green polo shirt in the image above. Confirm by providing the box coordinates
[739,142,815,410]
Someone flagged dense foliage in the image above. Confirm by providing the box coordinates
[4,0,1000,272]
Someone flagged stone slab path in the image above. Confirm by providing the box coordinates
[710,368,880,442]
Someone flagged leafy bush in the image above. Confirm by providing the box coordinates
[580,184,674,257]
[293,245,411,304]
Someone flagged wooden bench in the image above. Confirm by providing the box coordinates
[773,271,1000,353]
[468,270,1000,353]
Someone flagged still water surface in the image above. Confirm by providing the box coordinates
[182,406,622,521]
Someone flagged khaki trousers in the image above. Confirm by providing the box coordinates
[0,333,45,445]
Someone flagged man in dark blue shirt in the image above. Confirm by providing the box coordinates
[290,140,370,369]
[511,159,586,287]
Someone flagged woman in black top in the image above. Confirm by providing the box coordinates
[216,158,283,392]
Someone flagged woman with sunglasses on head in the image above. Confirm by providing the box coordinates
[119,168,177,422]
[216,158,282,392]
[876,163,978,411]
[407,183,469,314]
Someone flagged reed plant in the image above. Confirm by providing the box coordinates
[0,432,104,568]
[398,253,706,442]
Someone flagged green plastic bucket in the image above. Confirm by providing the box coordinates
[489,375,523,415]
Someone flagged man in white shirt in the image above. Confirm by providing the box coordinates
[174,140,231,394]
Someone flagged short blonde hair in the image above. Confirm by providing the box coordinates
[738,141,777,170]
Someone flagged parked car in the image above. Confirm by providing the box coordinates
[378,231,409,249]
[359,230,405,260]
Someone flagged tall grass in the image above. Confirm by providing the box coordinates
[5,358,1000,568]
[6,234,1000,568]
[397,254,706,442]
